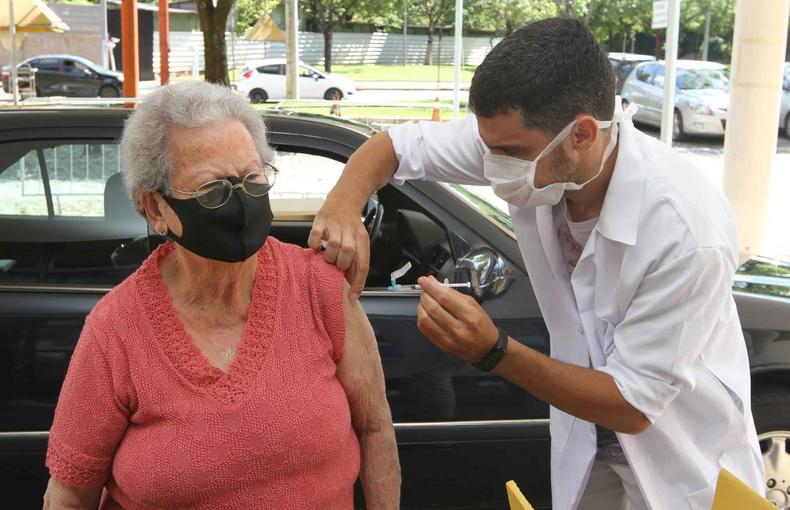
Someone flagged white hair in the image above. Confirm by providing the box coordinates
[119,80,275,214]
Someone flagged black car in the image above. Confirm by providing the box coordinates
[1,55,123,98]
[608,52,656,95]
[0,108,789,510]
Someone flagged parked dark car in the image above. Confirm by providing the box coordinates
[608,52,656,95]
[1,55,123,98]
[0,108,789,510]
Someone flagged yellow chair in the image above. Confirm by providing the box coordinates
[711,468,775,510]
[506,480,536,510]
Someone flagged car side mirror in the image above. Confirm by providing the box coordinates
[456,247,512,301]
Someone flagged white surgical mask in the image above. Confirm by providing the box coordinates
[483,102,637,208]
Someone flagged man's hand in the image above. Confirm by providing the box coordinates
[307,132,401,300]
[308,201,370,300]
[415,275,499,363]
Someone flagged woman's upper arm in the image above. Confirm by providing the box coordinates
[336,283,390,433]
[46,320,131,489]
[43,477,102,510]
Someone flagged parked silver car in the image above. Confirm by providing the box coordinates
[779,63,790,138]
[621,60,729,141]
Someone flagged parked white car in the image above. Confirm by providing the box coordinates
[235,58,357,103]
[621,60,730,141]
[779,63,790,138]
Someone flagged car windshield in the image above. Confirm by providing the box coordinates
[677,68,729,91]
[443,183,514,236]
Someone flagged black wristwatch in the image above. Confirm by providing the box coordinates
[473,328,509,371]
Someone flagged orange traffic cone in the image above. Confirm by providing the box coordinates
[431,97,441,121]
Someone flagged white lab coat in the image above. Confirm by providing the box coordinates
[388,115,764,510]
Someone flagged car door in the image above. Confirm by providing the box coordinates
[626,63,659,126]
[30,58,61,96]
[0,112,553,510]
[298,65,323,98]
[255,64,286,99]
[644,63,666,125]
[0,127,151,508]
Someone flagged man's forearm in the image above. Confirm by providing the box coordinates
[493,338,651,434]
[327,131,399,210]
[358,424,401,510]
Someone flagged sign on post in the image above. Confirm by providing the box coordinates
[652,0,668,30]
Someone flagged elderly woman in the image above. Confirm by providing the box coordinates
[42,81,400,510]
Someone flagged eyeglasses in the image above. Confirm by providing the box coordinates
[167,164,278,209]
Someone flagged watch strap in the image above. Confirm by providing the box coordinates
[473,328,508,371]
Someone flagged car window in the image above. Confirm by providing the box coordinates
[270,151,343,220]
[0,149,48,216]
[636,64,654,83]
[34,59,60,71]
[44,143,121,217]
[0,140,149,286]
[650,65,665,87]
[257,64,283,75]
[299,66,317,78]
[677,68,729,91]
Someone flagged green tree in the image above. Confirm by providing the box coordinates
[302,0,361,72]
[235,0,283,36]
[411,0,455,65]
[465,0,558,36]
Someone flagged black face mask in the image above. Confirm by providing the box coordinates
[161,177,273,263]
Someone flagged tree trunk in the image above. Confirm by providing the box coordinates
[196,0,231,86]
[323,27,333,72]
[424,25,434,66]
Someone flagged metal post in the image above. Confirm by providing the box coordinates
[121,0,139,99]
[702,1,712,61]
[659,0,680,146]
[285,0,299,99]
[8,0,18,106]
[100,0,109,69]
[723,0,790,263]
[159,0,169,84]
[452,0,463,119]
[402,0,408,66]
[191,46,199,79]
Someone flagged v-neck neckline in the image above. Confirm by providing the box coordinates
[135,240,279,405]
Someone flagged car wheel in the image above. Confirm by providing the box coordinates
[324,88,343,101]
[249,89,268,104]
[99,85,120,98]
[753,387,790,510]
[673,109,685,142]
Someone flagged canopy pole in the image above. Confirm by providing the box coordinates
[159,0,169,84]
[452,0,463,119]
[8,0,18,105]
[121,0,139,100]
[723,0,790,262]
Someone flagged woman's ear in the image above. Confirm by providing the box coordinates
[139,191,168,235]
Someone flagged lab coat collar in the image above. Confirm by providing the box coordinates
[594,121,645,246]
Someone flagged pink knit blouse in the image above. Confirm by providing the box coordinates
[46,238,360,509]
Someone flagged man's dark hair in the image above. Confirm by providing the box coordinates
[469,17,615,134]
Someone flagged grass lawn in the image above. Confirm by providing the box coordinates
[326,64,476,83]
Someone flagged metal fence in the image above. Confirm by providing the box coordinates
[154,31,502,75]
